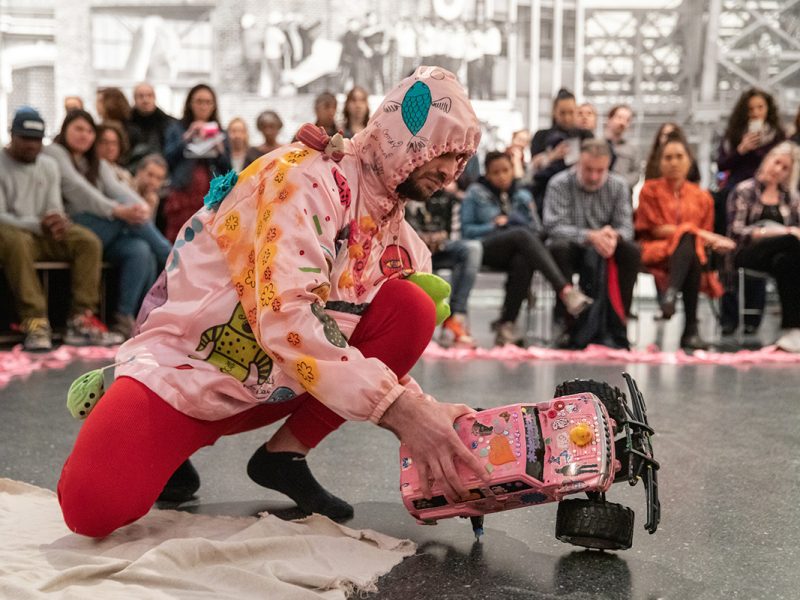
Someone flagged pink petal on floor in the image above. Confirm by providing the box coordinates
[0,345,119,390]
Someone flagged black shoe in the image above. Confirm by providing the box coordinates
[247,446,354,521]
[157,459,200,503]
[680,333,710,351]
[660,288,677,320]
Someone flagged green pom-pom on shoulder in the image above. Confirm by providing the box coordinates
[66,369,106,420]
[406,272,452,325]
[203,169,239,211]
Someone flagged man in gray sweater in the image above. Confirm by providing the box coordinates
[0,107,121,350]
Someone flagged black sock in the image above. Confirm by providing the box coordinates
[247,446,353,521]
[158,459,200,503]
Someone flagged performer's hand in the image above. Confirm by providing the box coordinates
[380,390,489,502]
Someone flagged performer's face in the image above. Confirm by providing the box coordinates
[396,152,466,201]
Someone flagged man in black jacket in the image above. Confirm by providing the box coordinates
[126,83,175,168]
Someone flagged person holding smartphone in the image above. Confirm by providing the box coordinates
[163,84,231,242]
[716,89,785,333]
[716,89,785,228]
[529,89,593,217]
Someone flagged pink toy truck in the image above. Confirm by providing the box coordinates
[400,374,660,550]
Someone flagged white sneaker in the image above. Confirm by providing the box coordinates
[775,328,800,353]
[561,285,593,317]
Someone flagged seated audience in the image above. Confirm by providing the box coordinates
[132,154,168,219]
[0,107,117,350]
[544,139,640,349]
[644,123,701,183]
[342,86,370,138]
[716,90,786,332]
[604,104,640,190]
[295,92,338,140]
[44,110,171,339]
[406,183,482,348]
[64,96,84,113]
[636,133,735,350]
[508,129,531,181]
[728,142,800,353]
[96,87,132,130]
[126,82,175,167]
[717,88,786,213]
[227,117,260,172]
[163,84,231,242]
[96,121,134,188]
[253,110,283,156]
[463,151,591,346]
[530,88,593,215]
[577,102,598,133]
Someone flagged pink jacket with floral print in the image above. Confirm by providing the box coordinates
[115,66,481,423]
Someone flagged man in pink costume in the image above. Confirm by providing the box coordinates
[58,67,488,537]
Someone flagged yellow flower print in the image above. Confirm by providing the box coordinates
[274,170,285,184]
[348,244,364,259]
[225,213,240,231]
[338,270,354,288]
[259,244,277,266]
[259,282,276,307]
[359,215,376,232]
[265,226,280,242]
[245,269,255,288]
[295,356,318,390]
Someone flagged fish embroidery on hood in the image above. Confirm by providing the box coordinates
[383,80,453,153]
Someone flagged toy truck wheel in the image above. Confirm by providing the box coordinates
[555,499,634,550]
[555,379,627,425]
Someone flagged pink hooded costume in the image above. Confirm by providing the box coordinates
[115,66,481,424]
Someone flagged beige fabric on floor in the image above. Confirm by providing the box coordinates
[0,479,415,599]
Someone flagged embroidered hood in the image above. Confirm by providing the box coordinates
[348,66,481,222]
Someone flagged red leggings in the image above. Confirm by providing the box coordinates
[58,278,435,537]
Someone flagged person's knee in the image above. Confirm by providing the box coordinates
[58,466,151,538]
[383,278,436,331]
[0,223,34,258]
[458,240,483,267]
[69,225,102,258]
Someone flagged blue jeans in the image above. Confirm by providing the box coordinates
[432,239,482,315]
[73,213,171,317]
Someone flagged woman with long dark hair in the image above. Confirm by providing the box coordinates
[44,110,171,339]
[717,89,785,211]
[636,134,735,350]
[342,86,370,138]
[644,123,700,183]
[163,84,231,242]
[716,89,785,330]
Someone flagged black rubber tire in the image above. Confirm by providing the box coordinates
[555,379,627,425]
[555,499,634,550]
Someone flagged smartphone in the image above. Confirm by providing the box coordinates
[564,138,581,166]
[201,122,221,139]
[748,119,764,135]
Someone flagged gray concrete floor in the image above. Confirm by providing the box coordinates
[2,283,798,599]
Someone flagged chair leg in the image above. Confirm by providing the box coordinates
[737,268,745,346]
